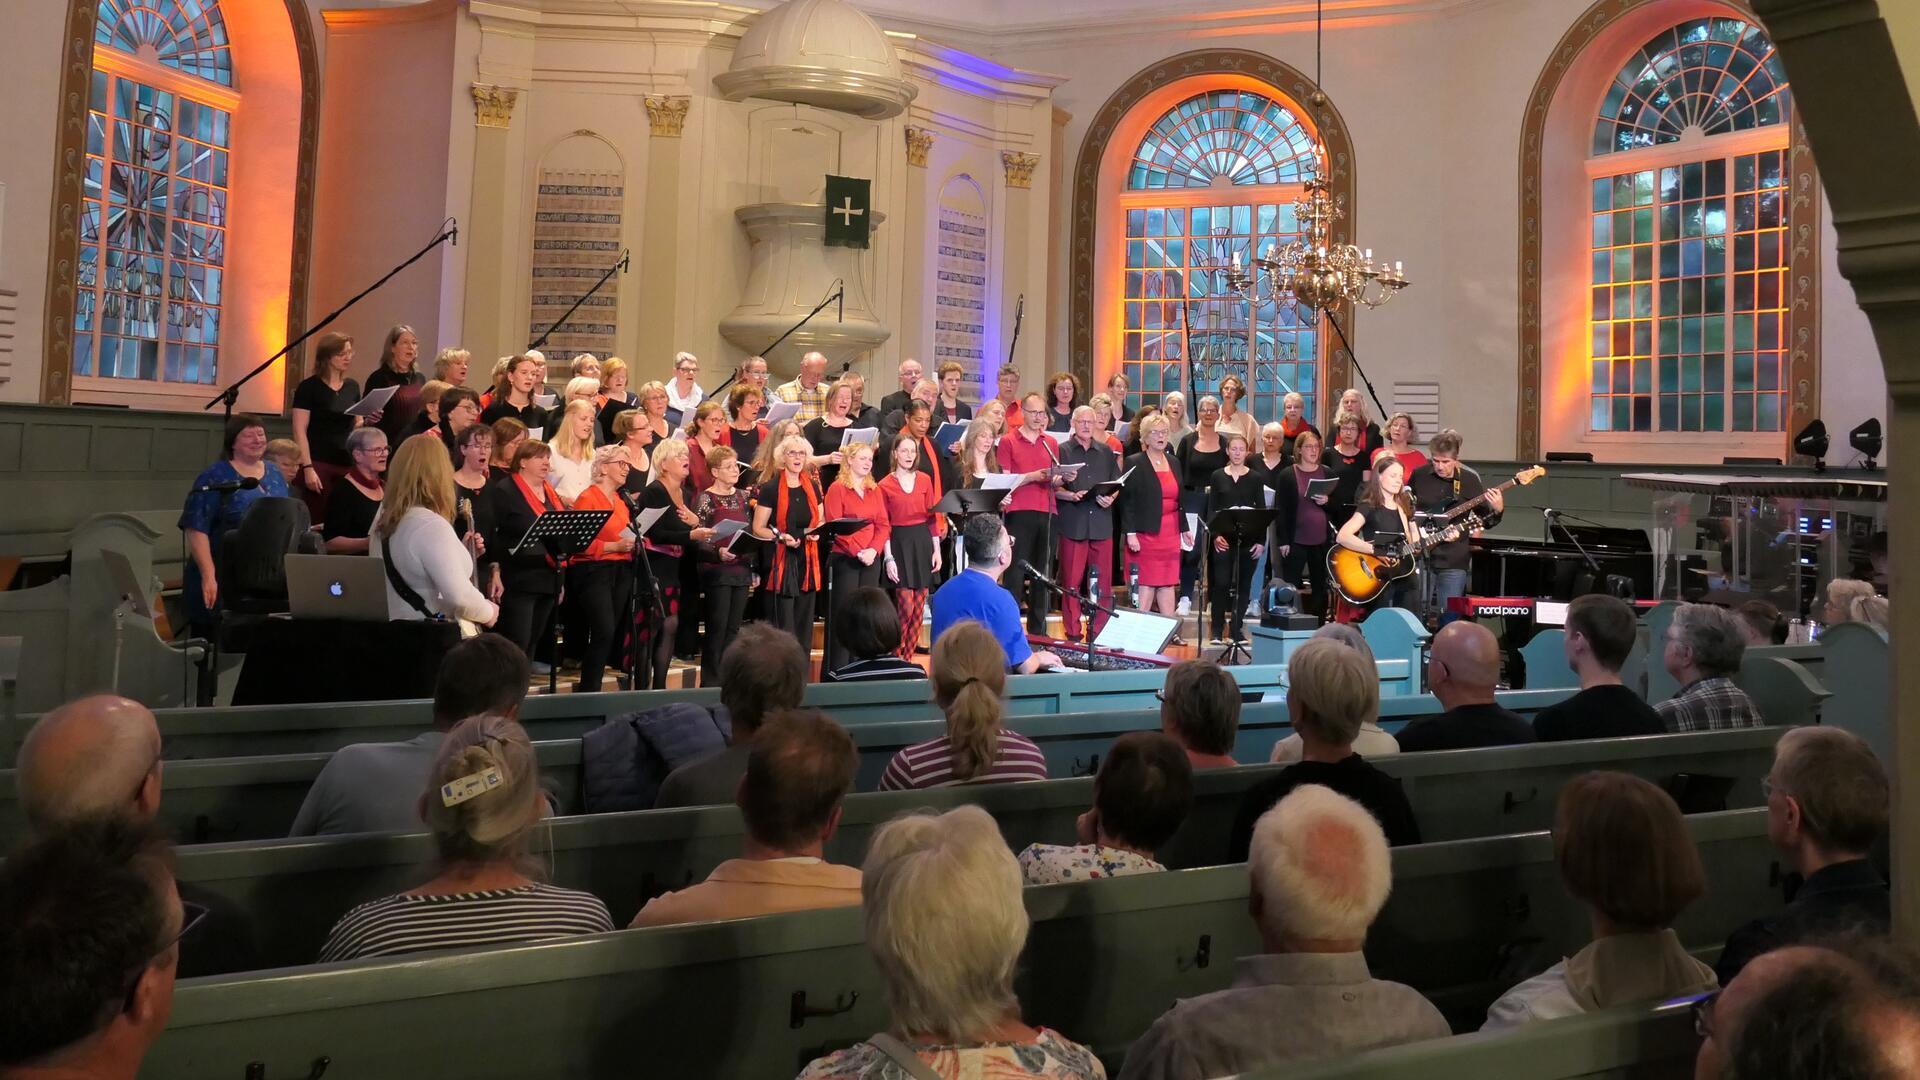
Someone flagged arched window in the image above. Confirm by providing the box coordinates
[1586,17,1792,434]
[1118,88,1323,422]
[74,0,236,388]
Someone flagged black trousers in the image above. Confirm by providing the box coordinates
[497,588,557,660]
[826,555,885,673]
[1281,543,1331,620]
[702,577,751,685]
[565,560,630,693]
[1004,509,1054,634]
[674,555,703,658]
[767,590,817,659]
[1208,544,1259,638]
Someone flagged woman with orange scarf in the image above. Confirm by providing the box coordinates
[751,434,826,656]
[567,445,635,693]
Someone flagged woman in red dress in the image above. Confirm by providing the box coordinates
[879,433,944,660]
[1120,413,1192,640]
[823,441,890,674]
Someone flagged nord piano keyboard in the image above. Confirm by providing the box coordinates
[1026,635,1176,671]
[1448,596,1662,625]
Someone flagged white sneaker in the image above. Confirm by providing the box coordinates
[1177,597,1192,617]
[1245,601,1261,617]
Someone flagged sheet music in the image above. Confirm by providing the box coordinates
[1180,513,1200,551]
[533,393,558,409]
[1048,461,1085,481]
[980,473,1021,491]
[932,422,968,453]
[526,427,544,442]
[709,518,748,542]
[345,385,399,418]
[763,399,802,426]
[636,505,669,536]
[1305,477,1337,498]
[839,427,880,449]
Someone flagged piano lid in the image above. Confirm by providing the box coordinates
[1621,472,1887,501]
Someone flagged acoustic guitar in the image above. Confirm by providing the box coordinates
[1325,466,1547,605]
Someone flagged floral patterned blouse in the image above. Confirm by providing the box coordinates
[1016,844,1165,886]
[795,1030,1106,1079]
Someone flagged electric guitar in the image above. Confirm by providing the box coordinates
[1325,465,1547,604]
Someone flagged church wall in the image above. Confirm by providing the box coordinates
[992,0,1886,459]
[0,1,77,401]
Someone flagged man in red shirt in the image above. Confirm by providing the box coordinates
[999,392,1064,633]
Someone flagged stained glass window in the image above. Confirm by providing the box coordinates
[1586,19,1789,434]
[95,0,232,87]
[75,0,232,387]
[1127,90,1319,191]
[1593,18,1789,155]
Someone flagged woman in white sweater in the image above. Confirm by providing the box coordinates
[547,399,596,503]
[370,434,499,630]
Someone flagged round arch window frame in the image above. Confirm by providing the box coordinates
[1068,50,1359,428]
[1516,0,1821,461]
[41,0,320,408]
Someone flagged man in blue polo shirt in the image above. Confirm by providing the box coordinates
[931,514,1065,674]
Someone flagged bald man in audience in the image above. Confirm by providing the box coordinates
[631,709,861,927]
[1120,785,1448,1080]
[1697,937,1920,1080]
[1395,621,1536,752]
[17,694,256,975]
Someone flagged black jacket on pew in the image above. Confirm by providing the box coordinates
[1715,859,1891,984]
[1225,754,1422,863]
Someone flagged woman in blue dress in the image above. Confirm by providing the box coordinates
[180,414,290,633]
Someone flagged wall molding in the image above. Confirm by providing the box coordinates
[1515,0,1818,459]
[1066,48,1358,417]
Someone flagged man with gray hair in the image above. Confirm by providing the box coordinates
[1715,726,1890,982]
[1121,785,1448,1079]
[774,350,832,422]
[17,694,255,975]
[1655,602,1762,732]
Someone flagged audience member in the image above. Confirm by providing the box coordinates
[0,818,186,1078]
[1736,599,1788,646]
[1121,787,1448,1080]
[1852,594,1890,633]
[1716,727,1890,983]
[633,710,861,927]
[290,634,529,836]
[1655,603,1763,732]
[654,623,808,808]
[796,806,1106,1079]
[1228,640,1420,861]
[1158,659,1241,770]
[1822,577,1876,629]
[16,694,254,977]
[1698,937,1920,1080]
[1482,772,1714,1027]
[1397,621,1536,751]
[929,514,1065,674]
[1532,594,1666,741]
[1019,732,1193,884]
[1269,623,1399,762]
[823,586,927,682]
[877,621,1050,790]
[318,715,612,961]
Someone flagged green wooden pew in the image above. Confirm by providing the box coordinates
[1273,1000,1700,1079]
[140,810,1778,1080]
[148,727,1781,970]
[1818,621,1890,767]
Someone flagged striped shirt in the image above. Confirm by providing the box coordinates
[877,730,1050,790]
[824,656,928,683]
[318,883,613,963]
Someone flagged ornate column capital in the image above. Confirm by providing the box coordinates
[1000,150,1041,189]
[644,95,692,137]
[905,125,934,168]
[471,84,519,129]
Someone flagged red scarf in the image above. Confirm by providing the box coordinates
[347,467,384,498]
[511,474,565,567]
[767,474,822,593]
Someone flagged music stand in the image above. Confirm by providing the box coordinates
[511,509,612,694]
[1210,507,1275,665]
[812,518,870,675]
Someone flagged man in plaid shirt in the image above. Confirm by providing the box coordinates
[774,351,832,422]
[1655,603,1763,732]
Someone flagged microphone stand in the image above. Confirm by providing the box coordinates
[1006,294,1025,367]
[1544,510,1605,579]
[1319,307,1389,423]
[205,221,457,418]
[529,249,629,353]
[709,285,847,406]
[1024,561,1124,669]
[622,490,667,691]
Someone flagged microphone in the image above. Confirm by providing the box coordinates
[1019,559,1063,595]
[194,476,260,494]
[1542,507,1562,518]
[618,248,631,273]
[836,280,844,323]
[1086,565,1100,608]
[449,219,459,247]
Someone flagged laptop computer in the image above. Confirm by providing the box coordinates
[284,554,390,622]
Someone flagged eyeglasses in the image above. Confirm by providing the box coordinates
[1154,690,1166,703]
[1690,989,1721,1038]
[123,900,209,1009]
[1760,777,1775,800]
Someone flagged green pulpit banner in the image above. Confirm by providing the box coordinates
[823,175,872,249]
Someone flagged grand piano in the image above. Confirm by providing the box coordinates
[1468,521,1700,602]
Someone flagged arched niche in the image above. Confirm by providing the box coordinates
[527,131,628,362]
[934,172,990,397]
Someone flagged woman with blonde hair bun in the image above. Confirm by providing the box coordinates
[877,622,1049,790]
[370,434,497,630]
[317,714,613,962]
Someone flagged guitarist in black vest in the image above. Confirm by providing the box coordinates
[1407,428,1505,624]
[1332,449,1427,619]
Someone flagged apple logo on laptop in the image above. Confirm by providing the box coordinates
[329,580,344,598]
